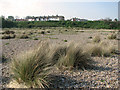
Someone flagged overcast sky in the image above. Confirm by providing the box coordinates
[0,0,119,20]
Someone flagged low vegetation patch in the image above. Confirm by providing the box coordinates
[108,34,117,39]
[85,41,117,57]
[41,31,45,34]
[10,41,52,88]
[64,40,68,42]
[93,35,101,43]
[33,38,38,40]
[47,31,50,33]
[2,30,15,34]
[51,43,93,70]
[2,34,16,39]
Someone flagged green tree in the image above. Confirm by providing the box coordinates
[8,16,14,21]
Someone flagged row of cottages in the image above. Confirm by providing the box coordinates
[70,18,88,22]
[27,15,65,21]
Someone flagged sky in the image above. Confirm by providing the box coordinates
[0,0,119,20]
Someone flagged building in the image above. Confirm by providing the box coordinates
[15,19,27,21]
[26,15,65,21]
[70,18,88,21]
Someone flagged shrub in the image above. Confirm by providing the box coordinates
[108,34,117,39]
[2,55,8,63]
[2,34,16,39]
[47,31,50,33]
[88,36,92,39]
[93,35,101,43]
[2,30,15,34]
[64,40,67,42]
[41,31,45,34]
[33,38,38,40]
[28,32,33,35]
[10,41,52,88]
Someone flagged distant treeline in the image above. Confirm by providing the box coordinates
[1,17,120,29]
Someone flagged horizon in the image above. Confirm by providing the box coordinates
[0,1,119,20]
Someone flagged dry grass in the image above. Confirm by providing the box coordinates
[51,43,92,70]
[85,41,117,57]
[2,34,16,39]
[93,35,101,43]
[10,41,52,88]
[108,34,117,39]
[2,30,15,34]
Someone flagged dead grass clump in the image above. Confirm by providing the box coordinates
[41,31,45,34]
[10,41,52,88]
[108,34,117,39]
[53,43,92,70]
[2,34,16,39]
[28,32,33,35]
[2,30,15,34]
[88,44,102,57]
[93,35,101,43]
[86,41,117,57]
[47,31,50,33]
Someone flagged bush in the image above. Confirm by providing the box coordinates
[93,35,101,43]
[33,38,38,40]
[28,32,33,35]
[10,41,52,88]
[64,40,67,42]
[2,30,15,34]
[2,34,16,39]
[47,31,50,33]
[41,31,45,34]
[88,36,92,39]
[108,34,117,39]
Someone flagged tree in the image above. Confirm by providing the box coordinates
[114,18,118,22]
[8,16,14,21]
[25,16,31,19]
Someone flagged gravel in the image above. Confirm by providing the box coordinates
[1,38,118,88]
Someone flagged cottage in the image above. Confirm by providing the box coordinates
[26,15,64,21]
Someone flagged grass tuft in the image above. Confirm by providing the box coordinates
[53,43,92,70]
[108,34,117,39]
[93,35,101,43]
[10,41,52,88]
[2,34,16,39]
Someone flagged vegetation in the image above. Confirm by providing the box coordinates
[2,34,16,39]
[54,43,92,70]
[86,42,117,57]
[10,41,52,88]
[64,40,68,42]
[93,35,101,43]
[1,16,120,29]
[108,34,117,39]
[2,30,15,34]
[40,31,45,34]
